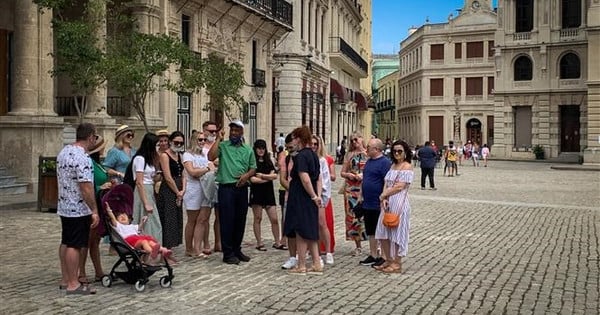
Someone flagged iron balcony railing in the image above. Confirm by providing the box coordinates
[329,37,368,74]
[231,0,293,28]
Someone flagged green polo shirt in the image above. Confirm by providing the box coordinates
[215,140,257,184]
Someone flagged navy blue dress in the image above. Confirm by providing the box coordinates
[283,147,320,240]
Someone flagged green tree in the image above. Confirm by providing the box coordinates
[34,0,107,121]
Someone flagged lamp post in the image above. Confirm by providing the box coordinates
[453,94,461,142]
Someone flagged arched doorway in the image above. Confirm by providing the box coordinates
[466,118,482,144]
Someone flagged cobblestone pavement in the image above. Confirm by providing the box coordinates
[1,161,599,314]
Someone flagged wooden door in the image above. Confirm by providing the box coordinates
[560,105,580,152]
[429,116,444,146]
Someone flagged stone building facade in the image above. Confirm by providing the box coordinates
[398,0,497,148]
[492,0,600,163]
[374,70,399,141]
[0,0,293,189]
[371,54,399,138]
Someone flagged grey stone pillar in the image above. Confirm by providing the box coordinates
[11,1,55,116]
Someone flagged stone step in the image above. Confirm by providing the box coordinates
[0,183,29,195]
[0,175,17,185]
[0,167,7,176]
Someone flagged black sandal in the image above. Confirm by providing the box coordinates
[255,245,267,251]
[272,244,288,250]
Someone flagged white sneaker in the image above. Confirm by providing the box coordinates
[320,257,324,267]
[281,257,297,269]
[325,253,334,265]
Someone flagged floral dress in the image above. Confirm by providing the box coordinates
[375,168,413,257]
[344,151,368,241]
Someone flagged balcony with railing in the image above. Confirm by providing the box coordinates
[55,96,129,117]
[329,37,368,78]
[513,32,531,41]
[229,0,293,30]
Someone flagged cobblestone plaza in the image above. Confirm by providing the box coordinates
[0,161,598,314]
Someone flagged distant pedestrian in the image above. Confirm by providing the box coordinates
[418,141,437,190]
[481,144,490,167]
[375,140,413,274]
[56,122,99,295]
[274,133,285,156]
[472,142,481,167]
[445,140,458,177]
[208,120,257,265]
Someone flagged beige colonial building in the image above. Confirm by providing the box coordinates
[375,70,399,141]
[328,0,370,149]
[492,0,600,163]
[398,0,497,148]
[0,0,293,191]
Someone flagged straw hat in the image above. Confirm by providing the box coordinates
[156,129,170,137]
[115,125,133,140]
[89,136,106,155]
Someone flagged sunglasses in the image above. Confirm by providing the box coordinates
[311,142,319,146]
[94,135,99,140]
[352,138,360,142]
[125,133,134,138]
[205,129,218,133]
[197,138,206,142]
[393,149,404,154]
[172,141,184,146]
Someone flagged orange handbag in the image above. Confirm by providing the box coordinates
[382,211,400,228]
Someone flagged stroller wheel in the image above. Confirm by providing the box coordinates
[159,276,172,288]
[134,280,146,292]
[101,275,112,288]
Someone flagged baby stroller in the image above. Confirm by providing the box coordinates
[99,184,174,292]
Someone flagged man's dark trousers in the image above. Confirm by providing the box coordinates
[218,184,249,259]
[421,167,435,188]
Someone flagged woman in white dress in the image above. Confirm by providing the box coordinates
[375,140,413,274]
[182,132,216,257]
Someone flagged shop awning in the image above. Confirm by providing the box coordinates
[355,91,367,111]
[330,79,348,102]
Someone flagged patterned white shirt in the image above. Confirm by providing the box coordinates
[56,144,94,217]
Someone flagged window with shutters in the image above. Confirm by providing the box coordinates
[430,78,443,97]
[454,78,461,96]
[466,42,484,58]
[455,43,462,59]
[466,77,483,95]
[430,44,444,61]
[488,41,494,58]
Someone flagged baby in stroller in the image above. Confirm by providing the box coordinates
[105,204,172,261]
[100,184,174,292]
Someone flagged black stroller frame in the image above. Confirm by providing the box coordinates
[99,184,174,292]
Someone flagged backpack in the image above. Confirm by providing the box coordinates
[122,160,136,189]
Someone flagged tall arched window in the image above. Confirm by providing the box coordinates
[514,56,533,81]
[560,53,581,79]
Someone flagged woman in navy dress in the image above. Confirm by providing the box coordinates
[284,126,323,275]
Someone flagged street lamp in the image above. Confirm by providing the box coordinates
[454,94,461,142]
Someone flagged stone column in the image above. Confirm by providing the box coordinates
[303,0,309,43]
[86,1,109,118]
[315,7,321,52]
[11,1,55,116]
[583,2,600,164]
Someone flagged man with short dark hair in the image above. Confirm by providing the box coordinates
[57,122,100,295]
[418,141,437,190]
[208,120,256,264]
[358,138,391,267]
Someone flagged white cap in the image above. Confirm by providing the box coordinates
[229,120,244,129]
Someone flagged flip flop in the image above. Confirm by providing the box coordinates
[78,277,90,285]
[255,245,267,251]
[202,249,212,256]
[272,244,288,250]
[66,284,97,295]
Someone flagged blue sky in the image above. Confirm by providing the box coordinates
[372,0,498,54]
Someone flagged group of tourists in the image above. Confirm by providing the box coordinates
[55,122,414,294]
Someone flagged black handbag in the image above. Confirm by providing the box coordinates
[352,201,365,218]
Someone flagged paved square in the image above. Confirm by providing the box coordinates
[0,161,598,314]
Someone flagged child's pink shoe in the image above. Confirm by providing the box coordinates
[150,243,160,259]
[161,248,173,259]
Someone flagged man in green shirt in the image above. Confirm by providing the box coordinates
[208,120,256,264]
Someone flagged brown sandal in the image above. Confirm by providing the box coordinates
[288,267,307,275]
[373,261,391,271]
[381,264,402,273]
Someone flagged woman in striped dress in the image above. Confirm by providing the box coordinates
[375,140,413,273]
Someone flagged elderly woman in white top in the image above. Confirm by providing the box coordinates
[182,132,216,257]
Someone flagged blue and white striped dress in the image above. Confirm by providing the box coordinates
[375,169,413,258]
